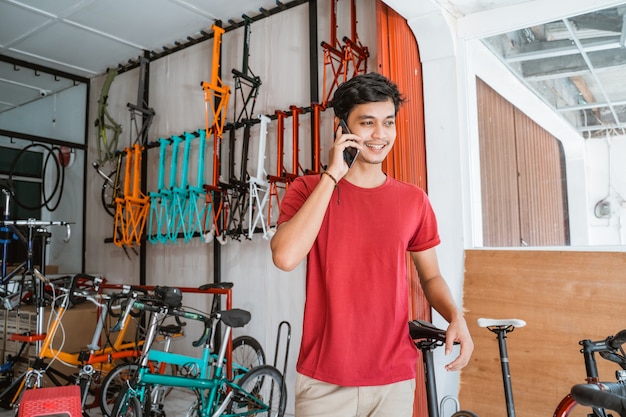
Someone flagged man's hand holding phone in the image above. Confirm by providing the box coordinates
[337,119,360,169]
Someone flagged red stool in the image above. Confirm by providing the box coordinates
[18,385,82,417]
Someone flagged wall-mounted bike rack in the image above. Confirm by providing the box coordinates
[320,0,369,106]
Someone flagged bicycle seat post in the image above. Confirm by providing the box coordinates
[478,318,526,417]
[493,326,516,417]
[211,318,232,377]
[419,341,441,417]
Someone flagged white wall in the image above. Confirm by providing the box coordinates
[84,1,376,416]
[0,83,87,273]
[382,0,626,413]
[585,135,626,245]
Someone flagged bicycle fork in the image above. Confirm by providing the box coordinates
[77,364,95,408]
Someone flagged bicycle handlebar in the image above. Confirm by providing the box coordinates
[110,291,140,332]
[107,287,149,318]
[571,382,626,417]
[582,330,626,369]
[108,288,209,346]
[132,300,212,347]
[610,331,626,350]
[34,270,106,308]
[69,273,104,306]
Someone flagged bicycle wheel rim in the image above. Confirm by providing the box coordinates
[228,365,286,417]
[100,363,139,417]
[101,174,117,217]
[232,335,265,376]
[111,385,143,417]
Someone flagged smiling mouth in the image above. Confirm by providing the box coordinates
[366,144,386,150]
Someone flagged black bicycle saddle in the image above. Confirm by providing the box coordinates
[409,320,447,342]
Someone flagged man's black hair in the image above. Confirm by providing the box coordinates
[331,72,405,121]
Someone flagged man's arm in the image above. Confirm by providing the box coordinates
[271,125,352,271]
[410,248,474,371]
[270,174,337,271]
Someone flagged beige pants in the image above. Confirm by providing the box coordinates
[295,373,416,417]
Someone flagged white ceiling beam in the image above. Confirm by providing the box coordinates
[457,0,626,40]
[506,36,622,62]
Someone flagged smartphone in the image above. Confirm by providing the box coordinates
[338,119,360,168]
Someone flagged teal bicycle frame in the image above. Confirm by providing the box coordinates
[137,338,263,417]
[113,296,283,417]
[148,136,172,244]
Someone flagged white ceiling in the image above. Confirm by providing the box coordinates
[0,0,294,113]
[2,0,626,137]
[0,0,528,115]
[0,0,292,77]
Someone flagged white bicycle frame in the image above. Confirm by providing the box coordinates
[247,114,271,239]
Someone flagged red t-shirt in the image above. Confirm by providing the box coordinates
[277,174,440,386]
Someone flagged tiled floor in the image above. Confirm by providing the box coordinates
[0,387,196,417]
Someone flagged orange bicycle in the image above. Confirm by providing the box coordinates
[0,272,181,413]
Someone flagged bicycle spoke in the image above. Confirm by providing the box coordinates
[228,365,285,417]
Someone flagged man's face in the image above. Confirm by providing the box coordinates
[345,99,397,166]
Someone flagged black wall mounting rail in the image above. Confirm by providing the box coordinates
[115,0,309,76]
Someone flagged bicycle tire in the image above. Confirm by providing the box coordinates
[451,411,480,417]
[554,393,611,417]
[111,385,143,417]
[0,371,24,409]
[100,362,177,417]
[185,399,202,417]
[227,364,286,417]
[101,170,119,217]
[232,335,265,377]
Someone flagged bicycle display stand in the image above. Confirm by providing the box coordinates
[1,187,72,286]
[93,2,373,249]
[0,217,72,359]
[273,320,291,385]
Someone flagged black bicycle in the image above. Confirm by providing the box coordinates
[557,328,626,417]
[409,320,478,417]
[411,317,528,417]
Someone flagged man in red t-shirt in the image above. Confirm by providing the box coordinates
[271,72,473,417]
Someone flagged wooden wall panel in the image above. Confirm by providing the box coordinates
[477,78,520,246]
[477,78,568,247]
[460,250,626,417]
[514,109,569,245]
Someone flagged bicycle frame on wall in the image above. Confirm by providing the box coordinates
[202,24,231,245]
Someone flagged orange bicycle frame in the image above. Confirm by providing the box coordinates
[114,144,150,247]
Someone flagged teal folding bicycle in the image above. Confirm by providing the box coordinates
[111,288,286,417]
